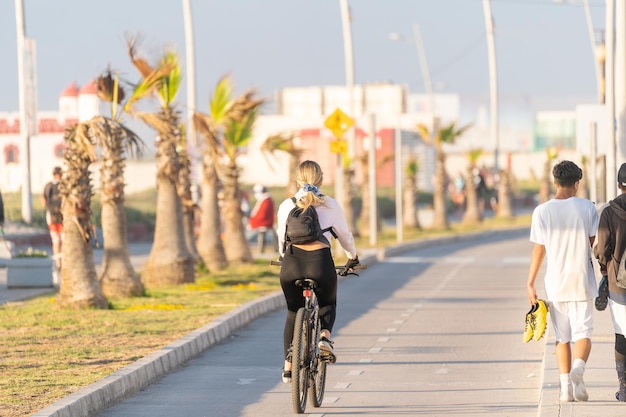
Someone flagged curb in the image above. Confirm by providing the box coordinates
[32,226,530,417]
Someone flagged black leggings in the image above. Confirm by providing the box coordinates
[280,246,337,359]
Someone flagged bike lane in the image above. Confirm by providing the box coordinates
[94,229,546,417]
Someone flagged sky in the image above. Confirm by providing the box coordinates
[0,0,606,115]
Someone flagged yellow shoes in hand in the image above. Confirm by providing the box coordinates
[523,299,549,343]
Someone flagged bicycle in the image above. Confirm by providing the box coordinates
[270,260,366,413]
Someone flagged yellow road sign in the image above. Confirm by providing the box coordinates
[324,108,353,139]
[330,139,347,154]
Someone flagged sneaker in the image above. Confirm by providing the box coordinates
[532,300,549,341]
[571,366,589,401]
[560,384,574,402]
[282,369,291,383]
[596,275,609,311]
[523,304,537,343]
[319,337,336,363]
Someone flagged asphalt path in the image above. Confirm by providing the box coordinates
[94,229,546,417]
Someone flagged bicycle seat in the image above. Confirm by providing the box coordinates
[295,279,318,289]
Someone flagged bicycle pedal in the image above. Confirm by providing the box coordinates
[321,353,336,364]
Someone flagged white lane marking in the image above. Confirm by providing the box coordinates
[334,382,351,389]
[386,328,397,332]
[237,378,255,384]
[384,256,530,265]
[378,337,390,342]
[393,320,404,324]
[434,368,449,374]
[359,358,373,363]
[401,313,410,317]
[348,370,363,376]
[369,347,382,353]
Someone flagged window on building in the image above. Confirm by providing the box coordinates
[4,145,19,164]
[54,143,66,159]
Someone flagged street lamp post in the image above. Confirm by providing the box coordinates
[483,0,500,174]
[15,0,33,224]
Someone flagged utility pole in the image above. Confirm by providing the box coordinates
[182,0,198,182]
[483,0,499,174]
[616,0,626,177]
[339,0,356,230]
[15,0,33,223]
[606,0,616,200]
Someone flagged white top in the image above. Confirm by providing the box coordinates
[276,195,357,259]
[530,197,599,302]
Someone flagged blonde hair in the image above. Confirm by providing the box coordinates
[295,160,326,210]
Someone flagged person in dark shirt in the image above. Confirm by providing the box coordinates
[43,166,63,282]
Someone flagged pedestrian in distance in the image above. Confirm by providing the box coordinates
[526,160,598,402]
[276,160,359,383]
[247,184,276,253]
[43,166,63,285]
[594,162,626,402]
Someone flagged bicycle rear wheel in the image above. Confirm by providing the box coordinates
[309,315,327,407]
[291,307,310,414]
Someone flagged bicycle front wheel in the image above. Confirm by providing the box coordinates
[309,315,327,407]
[291,307,310,414]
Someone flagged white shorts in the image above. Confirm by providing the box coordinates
[609,299,626,335]
[549,300,594,343]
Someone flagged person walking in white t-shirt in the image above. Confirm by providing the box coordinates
[527,160,599,402]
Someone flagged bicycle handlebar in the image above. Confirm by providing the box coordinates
[269,260,366,275]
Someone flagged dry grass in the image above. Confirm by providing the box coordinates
[0,261,280,417]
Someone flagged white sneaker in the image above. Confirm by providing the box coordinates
[571,366,589,401]
[560,384,574,402]
[319,337,336,363]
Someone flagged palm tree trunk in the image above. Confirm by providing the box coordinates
[539,159,552,204]
[222,162,253,263]
[178,151,199,260]
[496,169,514,218]
[286,155,299,197]
[403,174,420,229]
[99,202,143,297]
[433,151,449,229]
[197,160,227,270]
[58,217,108,309]
[143,179,195,286]
[343,166,357,235]
[463,167,482,224]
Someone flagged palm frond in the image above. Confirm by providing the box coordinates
[261,132,300,156]
[223,109,257,161]
[126,35,153,79]
[416,124,432,145]
[466,148,482,164]
[209,76,234,124]
[96,68,126,105]
[156,50,182,107]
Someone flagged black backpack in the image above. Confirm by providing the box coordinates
[284,198,336,250]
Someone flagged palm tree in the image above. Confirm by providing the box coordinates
[93,70,145,298]
[124,40,194,286]
[539,147,558,204]
[417,121,472,229]
[403,156,421,229]
[57,124,108,309]
[578,155,589,199]
[193,112,228,271]
[177,125,200,261]
[496,167,514,218]
[357,151,393,238]
[261,132,302,197]
[462,148,483,225]
[195,76,265,264]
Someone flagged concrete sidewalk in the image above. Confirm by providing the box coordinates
[538,302,626,416]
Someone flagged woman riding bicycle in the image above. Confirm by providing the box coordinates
[276,160,359,382]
